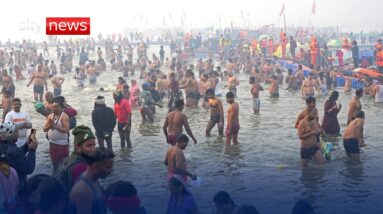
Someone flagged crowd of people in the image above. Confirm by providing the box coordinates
[0,29,382,213]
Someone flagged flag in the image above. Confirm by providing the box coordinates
[279,3,285,16]
[312,1,316,14]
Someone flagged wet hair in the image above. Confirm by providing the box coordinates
[226,91,235,99]
[13,98,21,103]
[356,88,363,96]
[176,134,189,144]
[174,99,184,109]
[236,205,260,214]
[329,91,339,101]
[87,147,115,165]
[213,191,235,206]
[206,88,215,96]
[106,181,137,198]
[355,111,365,119]
[305,96,316,104]
[291,200,314,214]
[37,177,67,212]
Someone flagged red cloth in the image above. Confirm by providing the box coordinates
[114,98,131,123]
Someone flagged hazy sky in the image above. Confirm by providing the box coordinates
[0,0,381,42]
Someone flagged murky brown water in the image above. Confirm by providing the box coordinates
[14,45,383,213]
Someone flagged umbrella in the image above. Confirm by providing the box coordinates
[327,39,341,47]
[259,34,270,40]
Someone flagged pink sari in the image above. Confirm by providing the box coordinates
[129,79,140,108]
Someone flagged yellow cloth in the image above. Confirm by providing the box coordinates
[0,162,10,177]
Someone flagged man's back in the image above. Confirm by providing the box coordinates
[167,110,184,134]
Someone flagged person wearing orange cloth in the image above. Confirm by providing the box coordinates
[280,31,287,58]
[251,38,258,56]
[377,48,383,73]
[310,37,318,68]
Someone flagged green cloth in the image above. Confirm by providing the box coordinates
[72,125,95,145]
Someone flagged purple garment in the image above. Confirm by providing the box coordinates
[322,100,340,134]
[0,166,19,205]
[166,194,197,214]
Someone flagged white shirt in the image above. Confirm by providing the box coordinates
[4,111,31,147]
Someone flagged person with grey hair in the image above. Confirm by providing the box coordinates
[92,96,116,151]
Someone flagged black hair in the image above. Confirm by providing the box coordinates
[213,191,235,206]
[106,181,137,198]
[176,134,189,144]
[175,99,184,109]
[206,88,215,95]
[226,91,235,98]
[13,98,21,103]
[87,147,115,165]
[305,96,316,104]
[356,88,363,96]
[329,91,339,101]
[37,177,67,212]
[18,174,50,198]
[355,110,365,118]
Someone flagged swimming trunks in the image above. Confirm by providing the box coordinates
[343,138,360,155]
[252,98,260,110]
[225,124,240,136]
[300,146,319,159]
[167,134,179,146]
[33,85,44,94]
[210,113,221,123]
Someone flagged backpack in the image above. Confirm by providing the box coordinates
[63,107,77,130]
[56,157,83,190]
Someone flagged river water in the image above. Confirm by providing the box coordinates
[14,45,383,213]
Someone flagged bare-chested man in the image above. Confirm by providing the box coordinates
[225,92,239,145]
[2,70,15,98]
[268,75,279,98]
[27,64,48,101]
[344,74,353,93]
[347,88,363,124]
[87,61,97,84]
[50,75,64,97]
[206,89,224,136]
[163,99,197,145]
[301,73,316,97]
[180,70,199,108]
[297,108,325,167]
[343,111,366,160]
[225,58,235,72]
[286,69,299,90]
[226,71,240,96]
[295,65,305,87]
[250,76,261,114]
[295,96,319,128]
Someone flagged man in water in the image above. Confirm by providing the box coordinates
[286,69,299,90]
[226,71,240,96]
[49,74,64,97]
[206,89,224,136]
[87,61,97,84]
[27,64,48,102]
[225,92,239,145]
[2,70,15,98]
[343,111,366,160]
[164,134,197,182]
[301,73,316,97]
[297,108,325,167]
[347,88,363,124]
[70,147,114,214]
[268,75,279,98]
[295,65,305,88]
[372,77,383,103]
[295,96,319,129]
[180,70,199,108]
[250,76,261,114]
[163,99,197,146]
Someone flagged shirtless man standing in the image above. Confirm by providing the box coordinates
[180,70,199,108]
[344,74,353,93]
[163,99,197,145]
[295,96,319,128]
[226,71,240,96]
[296,65,305,88]
[50,75,64,97]
[225,92,239,145]
[206,89,224,136]
[297,108,325,167]
[250,76,261,114]
[87,61,97,84]
[268,75,279,98]
[301,73,316,97]
[347,88,363,124]
[2,70,15,98]
[27,64,48,102]
[343,111,366,160]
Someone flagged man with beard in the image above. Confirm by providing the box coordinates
[58,125,96,190]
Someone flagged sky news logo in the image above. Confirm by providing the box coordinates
[46,17,90,35]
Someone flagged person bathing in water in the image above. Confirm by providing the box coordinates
[225,92,240,145]
[205,89,224,137]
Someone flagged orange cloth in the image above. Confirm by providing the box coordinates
[377,50,383,66]
[310,38,318,67]
[280,32,287,58]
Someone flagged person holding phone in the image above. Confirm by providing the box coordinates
[4,98,32,147]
